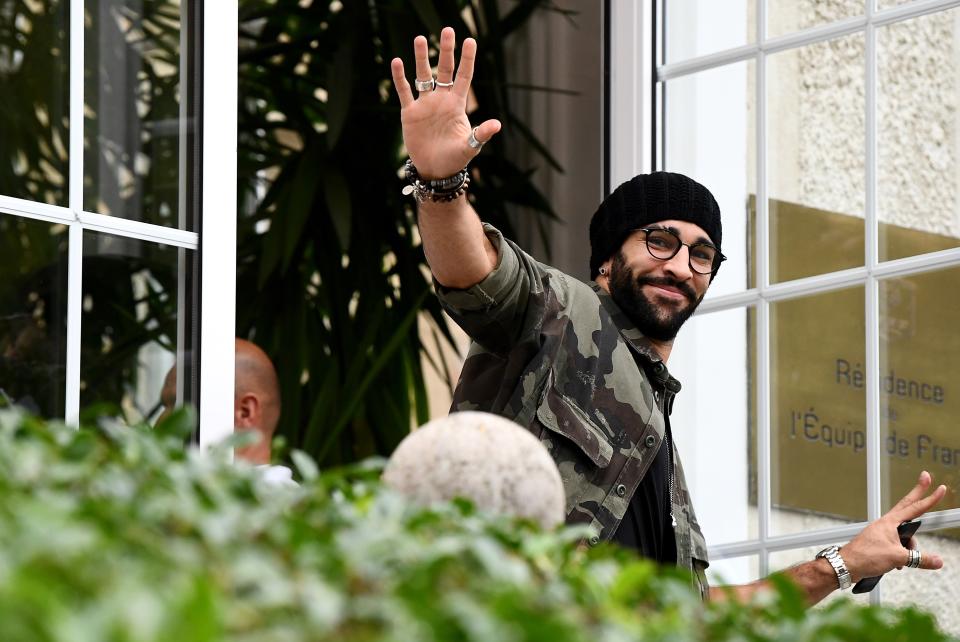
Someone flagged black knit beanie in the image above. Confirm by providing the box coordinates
[588,172,722,279]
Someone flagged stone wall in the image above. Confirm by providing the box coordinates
[792,2,960,236]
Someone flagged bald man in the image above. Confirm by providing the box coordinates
[158,338,282,465]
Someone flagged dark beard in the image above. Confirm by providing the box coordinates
[607,252,703,341]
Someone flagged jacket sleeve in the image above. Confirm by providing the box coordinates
[435,224,553,356]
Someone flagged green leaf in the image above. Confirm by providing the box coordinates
[154,406,198,440]
[322,167,352,251]
[291,448,319,481]
[325,32,355,150]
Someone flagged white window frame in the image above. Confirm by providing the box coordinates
[611,0,960,604]
[0,1,236,449]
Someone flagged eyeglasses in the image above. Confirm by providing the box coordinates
[636,227,726,275]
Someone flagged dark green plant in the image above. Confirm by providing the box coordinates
[237,0,563,466]
[0,407,954,641]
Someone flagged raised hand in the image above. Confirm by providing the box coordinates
[391,27,501,181]
[840,470,947,581]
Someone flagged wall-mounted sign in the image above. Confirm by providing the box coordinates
[750,198,960,525]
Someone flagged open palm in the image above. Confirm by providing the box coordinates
[391,28,501,181]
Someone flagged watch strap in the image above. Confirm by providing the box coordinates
[816,545,852,590]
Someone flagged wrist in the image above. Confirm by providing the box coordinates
[816,545,852,590]
[402,159,471,203]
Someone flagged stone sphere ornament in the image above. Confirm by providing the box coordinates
[383,411,566,529]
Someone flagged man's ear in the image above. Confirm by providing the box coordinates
[234,393,262,429]
[595,261,613,291]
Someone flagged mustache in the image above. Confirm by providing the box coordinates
[635,276,697,302]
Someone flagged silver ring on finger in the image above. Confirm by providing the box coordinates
[414,76,436,92]
[907,549,922,568]
[468,126,484,150]
[436,79,455,88]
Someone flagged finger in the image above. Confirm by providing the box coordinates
[473,119,501,146]
[414,35,433,87]
[437,27,455,84]
[888,471,933,515]
[919,551,944,571]
[391,58,414,108]
[907,535,918,550]
[920,553,943,571]
[454,37,477,99]
[893,483,947,522]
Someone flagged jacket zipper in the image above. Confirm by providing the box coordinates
[658,387,677,528]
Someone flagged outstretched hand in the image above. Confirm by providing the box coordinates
[391,27,501,180]
[841,471,947,582]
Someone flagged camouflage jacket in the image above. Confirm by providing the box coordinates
[437,225,710,598]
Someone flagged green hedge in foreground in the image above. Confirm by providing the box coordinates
[0,409,953,642]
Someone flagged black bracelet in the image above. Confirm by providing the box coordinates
[401,159,471,203]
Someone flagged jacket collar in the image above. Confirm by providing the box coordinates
[591,282,683,396]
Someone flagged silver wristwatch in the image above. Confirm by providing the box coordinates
[816,545,852,590]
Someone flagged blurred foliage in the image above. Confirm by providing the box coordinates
[237,0,562,467]
[0,407,954,641]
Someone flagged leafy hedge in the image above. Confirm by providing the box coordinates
[0,409,953,642]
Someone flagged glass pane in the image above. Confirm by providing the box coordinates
[770,287,866,536]
[670,307,758,546]
[707,554,760,587]
[881,527,960,637]
[663,61,756,299]
[876,0,914,9]
[663,0,753,64]
[0,214,68,418]
[767,0,864,39]
[80,231,196,425]
[84,0,197,230]
[879,268,960,515]
[769,546,871,606]
[0,1,69,205]
[877,9,960,262]
[767,33,865,283]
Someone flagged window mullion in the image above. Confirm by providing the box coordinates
[198,1,238,451]
[64,0,85,426]
[864,1,884,607]
[65,224,83,426]
[756,0,770,574]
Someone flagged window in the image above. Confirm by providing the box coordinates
[0,1,235,446]
[612,0,960,627]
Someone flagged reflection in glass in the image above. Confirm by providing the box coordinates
[664,60,755,297]
[880,268,960,516]
[767,33,865,283]
[670,307,757,546]
[770,287,865,535]
[767,0,863,39]
[882,529,960,636]
[663,0,753,64]
[0,214,68,418]
[0,1,69,205]
[80,231,194,424]
[84,0,197,229]
[877,9,960,262]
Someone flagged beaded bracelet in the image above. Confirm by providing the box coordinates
[401,159,471,203]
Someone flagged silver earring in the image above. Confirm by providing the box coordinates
[599,267,607,276]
